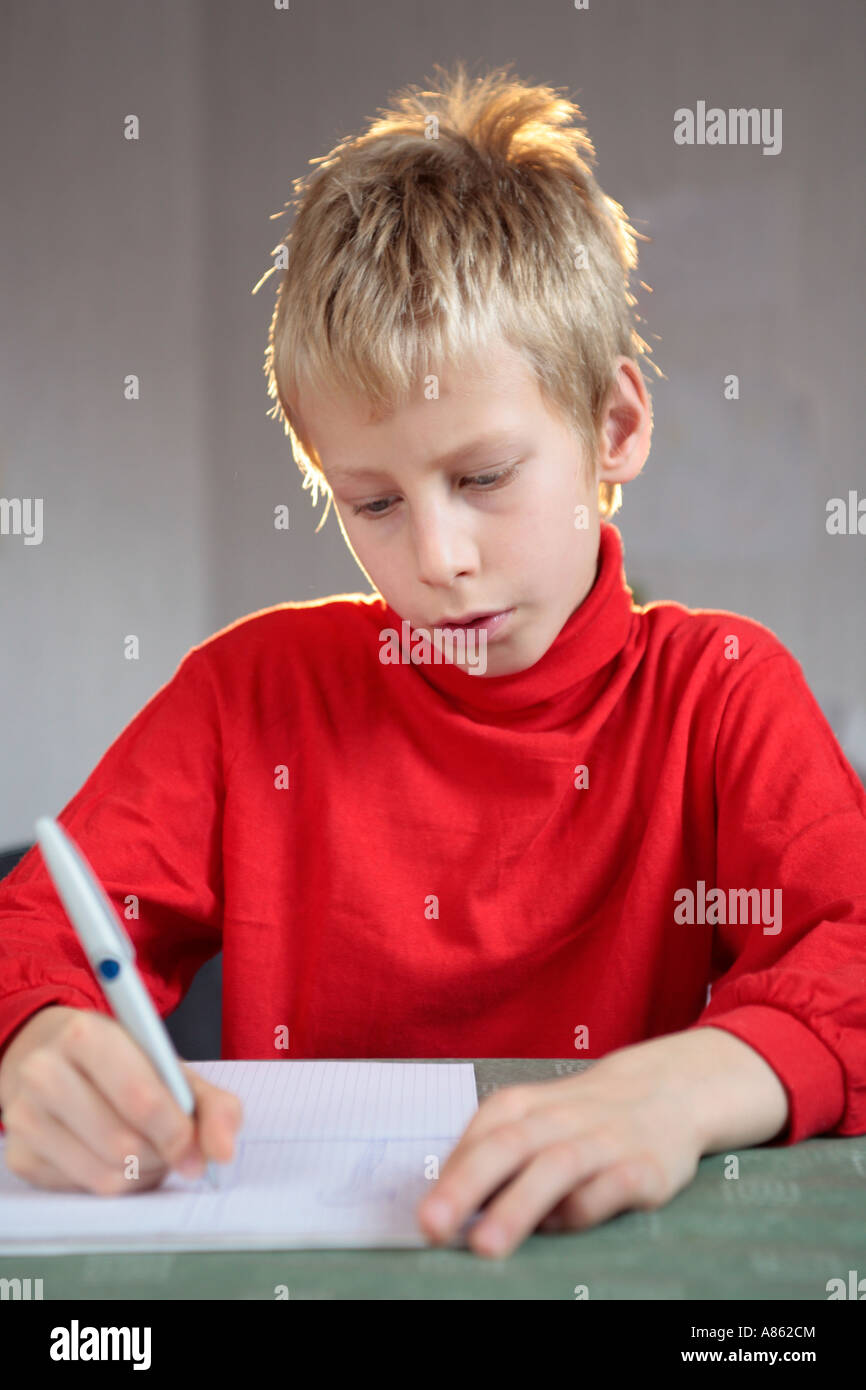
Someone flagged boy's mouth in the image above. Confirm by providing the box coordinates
[432,609,515,639]
[434,608,500,626]
[444,613,491,628]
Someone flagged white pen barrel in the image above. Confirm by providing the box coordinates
[100,964,195,1116]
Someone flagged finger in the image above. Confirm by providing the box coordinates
[417,1106,589,1244]
[468,1135,626,1257]
[449,1075,599,1164]
[547,1153,670,1234]
[5,1137,166,1194]
[3,1098,162,1196]
[60,1014,196,1170]
[538,1196,570,1231]
[184,1069,243,1164]
[15,1048,168,1179]
[4,1133,92,1192]
[427,1084,544,1181]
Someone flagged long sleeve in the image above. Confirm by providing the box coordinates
[684,645,866,1144]
[0,648,225,1096]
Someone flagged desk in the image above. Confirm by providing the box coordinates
[1,1059,863,1300]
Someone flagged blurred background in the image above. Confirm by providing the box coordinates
[2,0,864,1054]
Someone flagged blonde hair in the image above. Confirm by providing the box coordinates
[258,61,656,531]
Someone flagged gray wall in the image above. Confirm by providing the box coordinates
[2,1,864,1051]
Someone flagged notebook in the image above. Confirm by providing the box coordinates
[0,1060,479,1252]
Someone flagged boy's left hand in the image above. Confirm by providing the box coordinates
[416,1046,703,1258]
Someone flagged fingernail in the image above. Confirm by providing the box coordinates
[178,1155,204,1178]
[423,1197,453,1234]
[474,1222,508,1255]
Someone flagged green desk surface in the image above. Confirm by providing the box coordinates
[1,1059,864,1300]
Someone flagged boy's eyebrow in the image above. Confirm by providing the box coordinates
[326,430,523,486]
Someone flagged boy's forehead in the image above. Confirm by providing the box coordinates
[296,342,542,450]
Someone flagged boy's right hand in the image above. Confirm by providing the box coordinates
[0,1005,243,1195]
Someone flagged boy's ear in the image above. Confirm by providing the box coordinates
[597,357,652,486]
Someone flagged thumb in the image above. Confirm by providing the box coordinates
[181,1066,244,1164]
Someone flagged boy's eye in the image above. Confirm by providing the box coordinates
[350,463,520,518]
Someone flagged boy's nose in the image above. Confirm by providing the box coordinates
[412,513,477,590]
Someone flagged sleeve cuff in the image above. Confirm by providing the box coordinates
[684,1004,847,1145]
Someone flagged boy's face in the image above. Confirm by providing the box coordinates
[294,341,643,677]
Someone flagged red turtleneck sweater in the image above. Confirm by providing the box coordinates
[1,523,865,1144]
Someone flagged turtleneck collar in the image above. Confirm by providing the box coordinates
[369,521,637,717]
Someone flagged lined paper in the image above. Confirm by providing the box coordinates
[0,1061,478,1252]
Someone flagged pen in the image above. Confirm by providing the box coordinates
[33,815,220,1190]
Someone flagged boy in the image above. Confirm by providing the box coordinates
[1,63,864,1261]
